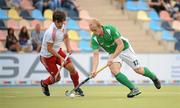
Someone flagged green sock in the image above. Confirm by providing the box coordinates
[143,67,156,80]
[115,72,135,90]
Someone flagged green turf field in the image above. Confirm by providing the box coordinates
[0,85,180,108]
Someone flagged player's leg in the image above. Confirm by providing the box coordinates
[64,62,84,96]
[120,48,161,89]
[134,67,161,89]
[40,56,60,96]
[109,62,141,98]
[57,49,84,96]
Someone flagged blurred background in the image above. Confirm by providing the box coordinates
[0,0,180,87]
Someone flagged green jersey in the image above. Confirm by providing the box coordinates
[91,25,130,54]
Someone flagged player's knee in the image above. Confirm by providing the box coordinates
[111,71,118,76]
[110,69,120,76]
[65,63,76,72]
[134,67,144,75]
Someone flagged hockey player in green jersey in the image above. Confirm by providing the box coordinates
[89,19,161,98]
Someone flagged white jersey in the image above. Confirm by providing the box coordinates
[40,23,67,57]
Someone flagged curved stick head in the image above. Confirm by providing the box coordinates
[65,90,75,97]
[65,90,70,97]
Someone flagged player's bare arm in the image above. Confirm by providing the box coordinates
[64,33,72,54]
[108,38,124,66]
[47,42,64,61]
[91,49,99,77]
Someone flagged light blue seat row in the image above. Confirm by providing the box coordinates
[148,10,161,21]
[32,9,45,20]
[125,1,138,11]
[67,18,80,30]
[79,40,92,52]
[149,21,163,31]
[0,9,9,20]
[137,1,150,11]
[125,1,150,11]
[79,30,91,40]
[162,31,176,41]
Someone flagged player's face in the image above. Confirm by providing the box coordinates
[90,24,103,36]
[54,20,65,29]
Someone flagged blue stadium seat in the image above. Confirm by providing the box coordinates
[0,9,9,20]
[162,31,176,41]
[32,9,45,20]
[149,21,163,31]
[125,1,138,11]
[149,10,161,21]
[79,40,92,52]
[137,1,150,11]
[67,19,80,30]
[79,30,91,40]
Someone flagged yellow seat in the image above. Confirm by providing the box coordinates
[8,8,22,20]
[137,11,151,21]
[68,30,80,41]
[44,9,53,20]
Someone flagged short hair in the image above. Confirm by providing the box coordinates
[53,10,66,22]
[89,19,102,30]
[89,19,101,27]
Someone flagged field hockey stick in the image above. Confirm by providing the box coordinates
[55,53,71,80]
[65,65,108,97]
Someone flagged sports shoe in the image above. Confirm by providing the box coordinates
[75,88,84,96]
[152,78,161,89]
[127,88,141,98]
[40,80,50,96]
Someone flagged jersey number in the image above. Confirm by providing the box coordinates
[133,60,139,66]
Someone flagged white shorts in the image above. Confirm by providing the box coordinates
[111,47,141,69]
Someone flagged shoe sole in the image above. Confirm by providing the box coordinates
[75,93,85,97]
[127,91,142,98]
[155,85,161,89]
[153,79,161,89]
[74,94,85,97]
